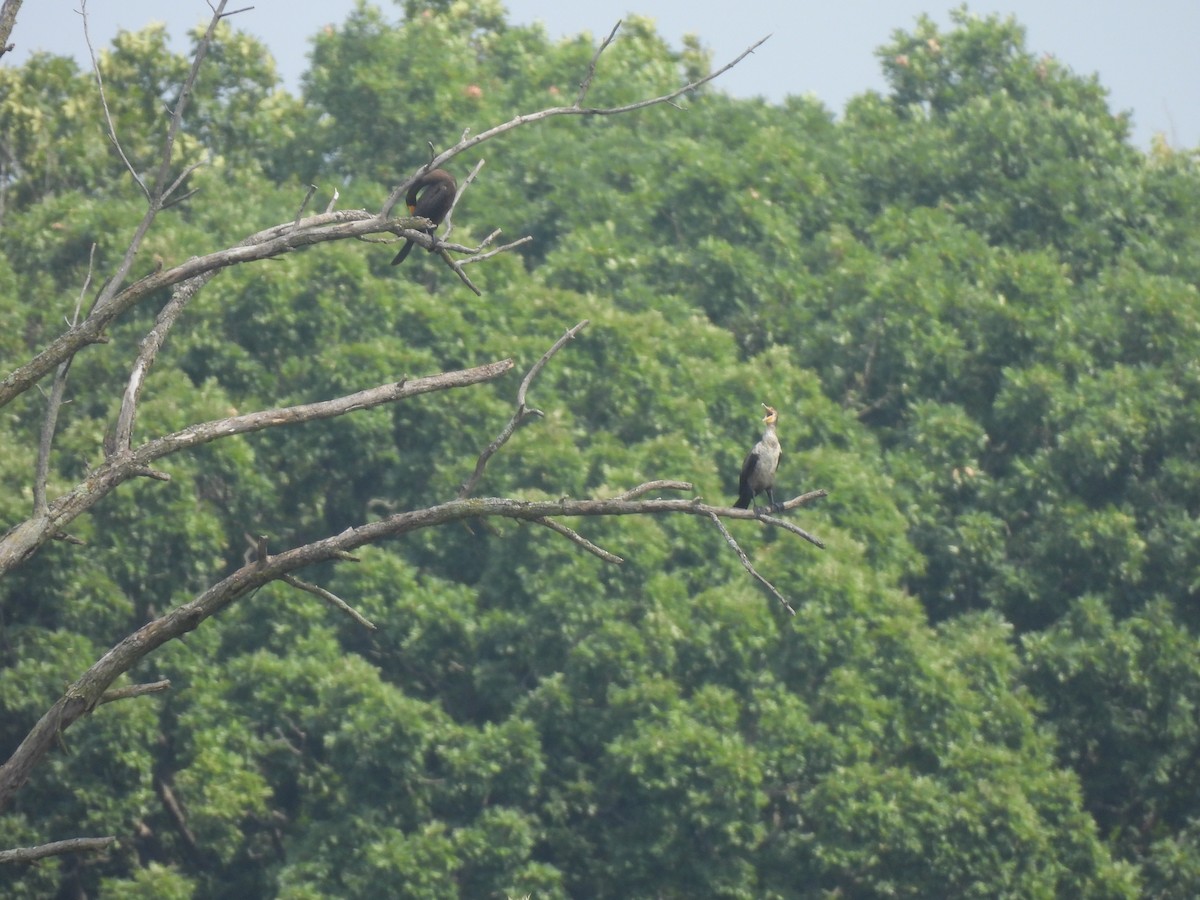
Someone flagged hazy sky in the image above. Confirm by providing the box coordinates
[6,1,1198,149]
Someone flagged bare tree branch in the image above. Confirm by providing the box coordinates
[534,517,624,563]
[759,489,829,548]
[0,836,115,865]
[0,359,515,576]
[294,184,318,226]
[381,27,772,217]
[113,277,195,454]
[89,0,236,314]
[98,680,171,706]
[33,246,95,513]
[0,210,474,409]
[460,320,589,498]
[281,574,376,631]
[706,511,795,615]
[575,21,622,106]
[612,480,695,500]
[0,482,823,814]
[0,0,22,60]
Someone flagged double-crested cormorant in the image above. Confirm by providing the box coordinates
[391,168,457,265]
[734,404,781,511]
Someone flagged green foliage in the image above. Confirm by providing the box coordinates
[4,2,1200,897]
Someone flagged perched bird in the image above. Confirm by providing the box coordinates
[391,168,457,265]
[734,404,781,511]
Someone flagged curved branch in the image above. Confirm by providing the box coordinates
[0,483,822,813]
[0,359,515,576]
[3,26,769,409]
[113,264,195,454]
[0,210,470,410]
[382,28,772,217]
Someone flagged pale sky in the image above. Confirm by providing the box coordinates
[5,1,1198,149]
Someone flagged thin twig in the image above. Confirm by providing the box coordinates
[534,517,624,563]
[281,575,377,631]
[33,246,95,513]
[612,480,694,501]
[576,21,621,106]
[90,0,234,314]
[438,157,483,244]
[294,185,318,229]
[381,27,771,218]
[161,158,206,207]
[459,320,589,498]
[707,511,795,615]
[438,248,482,296]
[755,513,826,549]
[455,232,533,265]
[80,0,146,196]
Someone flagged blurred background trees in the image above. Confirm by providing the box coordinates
[3,2,1199,896]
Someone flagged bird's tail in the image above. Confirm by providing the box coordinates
[391,238,415,265]
[733,493,752,509]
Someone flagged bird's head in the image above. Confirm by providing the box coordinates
[761,404,778,425]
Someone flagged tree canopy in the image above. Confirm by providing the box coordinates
[3,2,1200,896]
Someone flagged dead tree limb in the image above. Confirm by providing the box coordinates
[381,26,772,217]
[459,319,589,498]
[0,484,823,815]
[0,359,515,575]
[0,0,22,61]
[0,836,115,865]
[0,211,467,409]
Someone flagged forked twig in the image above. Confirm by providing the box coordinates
[459,320,590,498]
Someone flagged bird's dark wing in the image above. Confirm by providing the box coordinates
[413,180,455,225]
[735,450,760,508]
